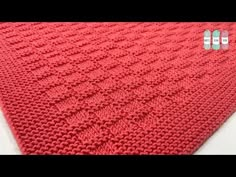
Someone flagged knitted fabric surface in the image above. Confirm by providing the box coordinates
[0,22,236,154]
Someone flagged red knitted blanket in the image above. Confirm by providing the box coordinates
[0,22,235,154]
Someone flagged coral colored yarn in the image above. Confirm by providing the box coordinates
[0,22,235,154]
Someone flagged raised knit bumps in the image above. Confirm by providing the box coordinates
[0,22,236,154]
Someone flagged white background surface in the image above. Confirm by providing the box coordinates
[0,110,236,155]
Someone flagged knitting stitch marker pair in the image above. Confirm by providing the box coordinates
[204,30,229,50]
